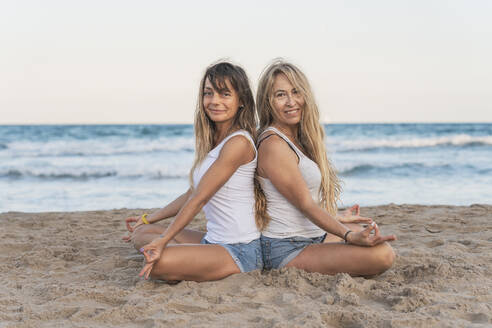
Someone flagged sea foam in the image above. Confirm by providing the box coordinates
[333,134,492,152]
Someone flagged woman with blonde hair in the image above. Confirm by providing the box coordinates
[123,61,262,281]
[255,59,396,276]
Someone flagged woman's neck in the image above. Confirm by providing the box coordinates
[214,121,237,146]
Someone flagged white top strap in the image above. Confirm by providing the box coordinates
[261,126,304,159]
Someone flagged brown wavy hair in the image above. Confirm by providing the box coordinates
[190,61,257,187]
[254,59,341,230]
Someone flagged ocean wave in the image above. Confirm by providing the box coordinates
[335,134,492,152]
[1,169,118,180]
[0,168,189,180]
[339,163,459,177]
[0,161,189,180]
[2,137,195,158]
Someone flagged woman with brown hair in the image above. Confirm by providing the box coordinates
[123,61,262,281]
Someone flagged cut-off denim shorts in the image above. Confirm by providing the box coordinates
[200,237,263,272]
[261,234,327,270]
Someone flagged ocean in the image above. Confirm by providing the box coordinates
[0,123,490,213]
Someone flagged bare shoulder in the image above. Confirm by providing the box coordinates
[257,133,301,180]
[258,133,296,161]
[223,134,254,151]
[219,134,255,165]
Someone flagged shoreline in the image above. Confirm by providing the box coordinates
[1,204,491,327]
[2,202,490,216]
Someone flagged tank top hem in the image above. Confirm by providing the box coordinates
[204,232,261,244]
[261,230,325,239]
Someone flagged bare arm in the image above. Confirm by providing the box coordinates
[124,189,192,233]
[147,189,192,223]
[158,136,254,244]
[258,136,395,246]
[139,135,255,277]
[258,136,349,239]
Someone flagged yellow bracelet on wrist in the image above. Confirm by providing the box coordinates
[141,213,150,225]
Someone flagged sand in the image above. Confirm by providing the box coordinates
[1,204,491,328]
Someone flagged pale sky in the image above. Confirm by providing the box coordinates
[1,0,491,124]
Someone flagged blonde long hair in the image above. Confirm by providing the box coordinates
[254,59,341,230]
[190,61,256,187]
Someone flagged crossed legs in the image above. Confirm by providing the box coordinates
[286,242,395,276]
[131,224,241,282]
[287,223,395,276]
[148,244,241,281]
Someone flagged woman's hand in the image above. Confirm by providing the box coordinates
[138,239,166,280]
[338,204,373,224]
[121,232,133,243]
[125,216,145,232]
[341,204,360,217]
[122,216,145,243]
[347,222,396,246]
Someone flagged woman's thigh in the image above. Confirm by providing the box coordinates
[286,242,395,276]
[150,244,241,282]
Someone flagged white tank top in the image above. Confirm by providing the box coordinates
[258,127,325,238]
[192,130,260,244]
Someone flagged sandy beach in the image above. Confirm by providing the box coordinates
[1,204,491,328]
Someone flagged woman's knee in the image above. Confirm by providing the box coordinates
[373,243,395,273]
[132,225,165,250]
[131,230,150,251]
[135,224,164,235]
[149,254,180,281]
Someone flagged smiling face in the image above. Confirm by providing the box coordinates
[202,77,241,125]
[271,73,305,129]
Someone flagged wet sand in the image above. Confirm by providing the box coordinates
[1,204,491,327]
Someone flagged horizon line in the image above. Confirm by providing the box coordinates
[1,121,491,126]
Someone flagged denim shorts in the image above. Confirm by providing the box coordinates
[261,234,327,270]
[200,237,263,272]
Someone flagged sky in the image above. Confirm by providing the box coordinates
[1,0,491,124]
